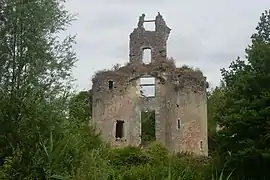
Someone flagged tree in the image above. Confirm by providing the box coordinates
[207,82,226,135]
[0,0,77,178]
[69,90,92,120]
[214,10,270,179]
[207,83,226,155]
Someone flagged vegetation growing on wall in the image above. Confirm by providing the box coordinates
[0,0,270,179]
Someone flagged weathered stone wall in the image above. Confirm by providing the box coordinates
[91,61,208,155]
[129,29,168,64]
[170,70,208,156]
[170,87,208,156]
[91,13,208,156]
[129,13,170,64]
[92,64,172,148]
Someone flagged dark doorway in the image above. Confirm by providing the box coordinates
[115,120,124,138]
[141,110,156,145]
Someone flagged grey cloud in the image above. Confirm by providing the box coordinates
[63,0,270,91]
[90,12,131,30]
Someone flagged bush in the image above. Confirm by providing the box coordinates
[108,146,150,168]
[71,148,113,180]
[0,156,14,180]
[101,143,214,180]
[145,142,169,165]
[171,153,212,180]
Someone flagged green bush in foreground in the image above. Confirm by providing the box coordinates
[101,142,213,180]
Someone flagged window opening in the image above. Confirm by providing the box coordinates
[115,120,124,138]
[177,119,181,129]
[142,48,151,64]
[140,76,155,97]
[141,110,155,145]
[108,80,114,90]
[144,21,155,31]
[200,140,203,150]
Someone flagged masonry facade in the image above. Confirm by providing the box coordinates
[91,13,208,156]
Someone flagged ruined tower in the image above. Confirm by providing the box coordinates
[129,12,171,64]
[91,13,208,156]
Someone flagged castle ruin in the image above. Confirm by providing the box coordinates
[91,13,208,156]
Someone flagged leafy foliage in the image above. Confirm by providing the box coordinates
[141,110,156,145]
[211,10,270,179]
[105,143,211,180]
[108,146,150,168]
[207,84,226,156]
[1,0,270,179]
[69,90,92,120]
[0,0,77,179]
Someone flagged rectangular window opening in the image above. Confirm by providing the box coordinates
[177,119,181,129]
[140,76,155,97]
[200,140,203,150]
[141,110,156,145]
[142,48,152,64]
[144,22,155,31]
[108,80,114,90]
[115,120,124,139]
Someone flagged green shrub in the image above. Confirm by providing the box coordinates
[103,144,214,180]
[71,148,113,180]
[108,146,150,168]
[145,142,169,165]
[169,152,212,180]
[0,156,14,180]
[114,164,154,180]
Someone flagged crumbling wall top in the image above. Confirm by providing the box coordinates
[129,13,171,64]
[131,12,171,39]
[92,59,208,92]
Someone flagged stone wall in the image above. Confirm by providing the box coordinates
[129,29,168,64]
[91,61,208,155]
[129,13,171,64]
[91,13,208,156]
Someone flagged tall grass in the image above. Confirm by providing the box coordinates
[0,121,232,180]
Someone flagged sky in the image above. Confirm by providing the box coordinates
[63,0,270,91]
